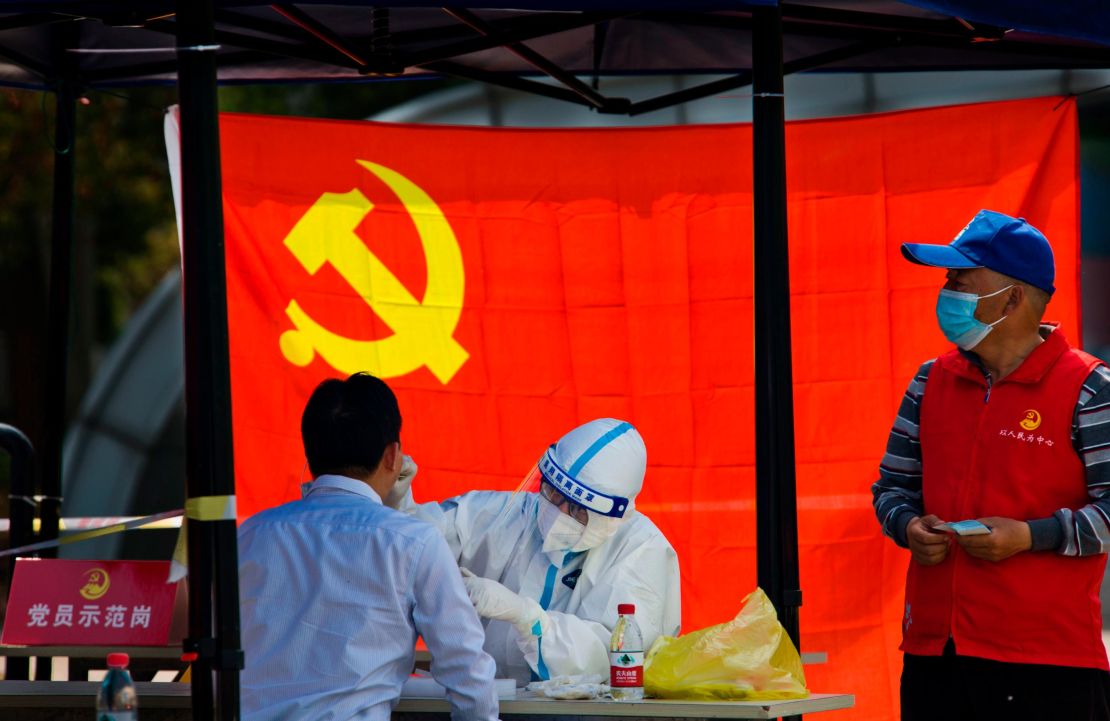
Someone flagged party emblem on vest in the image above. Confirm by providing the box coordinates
[998,409,1054,448]
[79,568,110,601]
[1019,409,1042,431]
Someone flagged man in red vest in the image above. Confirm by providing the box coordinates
[873,209,1110,720]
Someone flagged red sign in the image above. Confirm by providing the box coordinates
[2,559,177,646]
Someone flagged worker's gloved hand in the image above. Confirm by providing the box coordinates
[385,454,417,509]
[460,568,544,634]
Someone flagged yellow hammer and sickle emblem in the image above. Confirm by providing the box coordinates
[278,161,468,384]
[1020,409,1041,431]
[79,568,110,601]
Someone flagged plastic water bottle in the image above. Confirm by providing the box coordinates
[96,652,138,720]
[609,603,644,700]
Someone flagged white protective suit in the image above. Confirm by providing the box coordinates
[395,419,681,686]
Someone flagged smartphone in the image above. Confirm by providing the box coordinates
[933,519,992,536]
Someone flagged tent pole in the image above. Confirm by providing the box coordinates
[0,424,35,680]
[752,4,802,649]
[176,1,243,719]
[41,31,78,564]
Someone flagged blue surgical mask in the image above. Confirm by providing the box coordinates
[935,285,1013,350]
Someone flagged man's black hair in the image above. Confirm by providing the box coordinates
[301,372,402,478]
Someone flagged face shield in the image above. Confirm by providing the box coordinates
[538,481,590,525]
[521,445,633,552]
[493,419,645,553]
[534,445,632,518]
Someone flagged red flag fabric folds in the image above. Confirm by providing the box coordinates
[219,96,1079,720]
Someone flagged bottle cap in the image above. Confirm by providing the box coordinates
[106,652,129,669]
[618,603,635,615]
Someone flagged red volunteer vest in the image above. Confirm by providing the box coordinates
[907,326,1107,669]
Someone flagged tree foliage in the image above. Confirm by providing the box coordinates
[0,78,452,455]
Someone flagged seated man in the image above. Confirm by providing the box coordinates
[389,418,681,685]
[238,373,499,721]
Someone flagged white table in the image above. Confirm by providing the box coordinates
[0,681,853,720]
[398,692,854,720]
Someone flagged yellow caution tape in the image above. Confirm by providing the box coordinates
[168,523,189,584]
[184,495,237,521]
[0,509,185,558]
[0,497,238,576]
[168,495,237,583]
[0,517,183,533]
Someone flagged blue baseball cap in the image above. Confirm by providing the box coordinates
[901,210,1055,295]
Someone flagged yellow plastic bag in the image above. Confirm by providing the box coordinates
[644,587,808,701]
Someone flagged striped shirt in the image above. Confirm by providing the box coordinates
[872,342,1110,556]
[239,475,499,721]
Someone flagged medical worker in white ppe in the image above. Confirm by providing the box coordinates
[387,418,681,686]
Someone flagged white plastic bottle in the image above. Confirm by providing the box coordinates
[96,652,138,720]
[609,603,644,700]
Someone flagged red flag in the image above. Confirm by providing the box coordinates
[218,96,1079,720]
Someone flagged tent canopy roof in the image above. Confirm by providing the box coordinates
[3,2,1110,113]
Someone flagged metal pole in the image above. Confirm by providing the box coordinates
[176,1,243,719]
[0,424,35,680]
[41,26,79,562]
[752,4,802,649]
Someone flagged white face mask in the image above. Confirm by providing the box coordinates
[538,497,585,553]
[570,512,623,552]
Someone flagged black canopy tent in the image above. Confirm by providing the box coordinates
[3,2,1110,719]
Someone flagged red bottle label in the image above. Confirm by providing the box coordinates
[609,651,644,687]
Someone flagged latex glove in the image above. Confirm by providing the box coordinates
[460,568,541,630]
[384,454,417,509]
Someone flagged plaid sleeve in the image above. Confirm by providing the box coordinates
[1054,365,1110,556]
[873,360,933,548]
